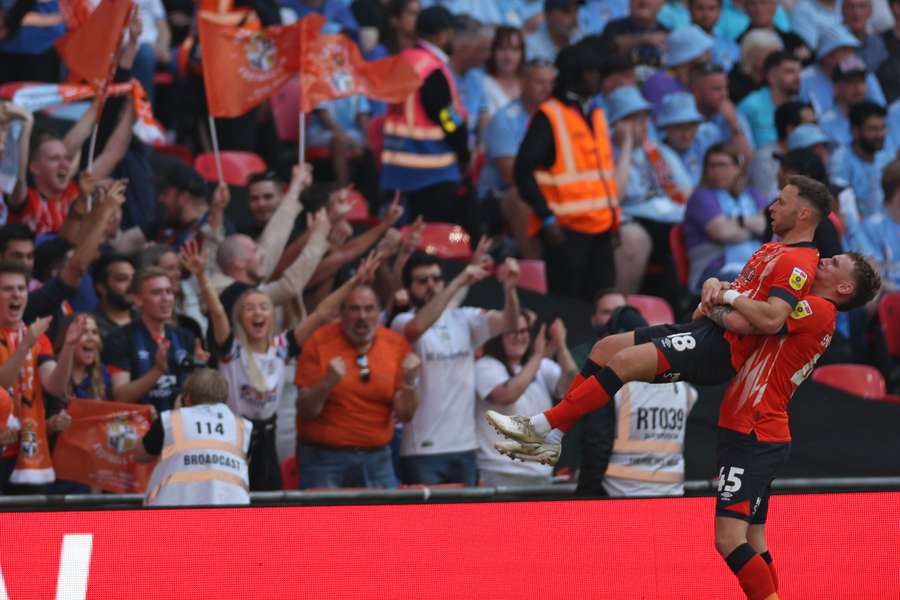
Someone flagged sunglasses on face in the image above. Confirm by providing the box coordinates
[413,274,442,285]
[356,354,371,383]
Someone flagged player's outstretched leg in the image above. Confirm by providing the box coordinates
[486,341,662,464]
[716,518,779,600]
[563,331,637,397]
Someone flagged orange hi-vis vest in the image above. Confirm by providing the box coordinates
[0,328,55,485]
[380,45,467,192]
[530,98,620,236]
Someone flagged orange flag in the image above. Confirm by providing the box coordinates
[57,0,93,30]
[198,13,325,118]
[54,0,133,89]
[299,33,422,113]
[52,399,156,493]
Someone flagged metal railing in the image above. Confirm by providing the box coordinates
[1,477,900,510]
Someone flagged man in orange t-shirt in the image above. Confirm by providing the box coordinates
[295,284,420,489]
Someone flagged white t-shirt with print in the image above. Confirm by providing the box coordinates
[391,307,493,456]
[475,355,560,478]
[217,332,298,421]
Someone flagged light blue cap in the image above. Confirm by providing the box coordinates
[655,92,703,127]
[606,85,653,124]
[816,24,860,59]
[787,123,830,150]
[664,25,714,68]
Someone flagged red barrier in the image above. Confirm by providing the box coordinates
[1,492,898,599]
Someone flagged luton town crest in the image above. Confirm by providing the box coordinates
[245,32,276,72]
[20,418,38,458]
[329,49,354,93]
[107,414,138,453]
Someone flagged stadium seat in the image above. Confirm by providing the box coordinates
[271,77,300,143]
[811,364,886,399]
[154,143,193,166]
[627,294,674,325]
[0,81,35,99]
[281,456,299,490]
[344,189,371,223]
[669,223,689,286]
[194,151,266,186]
[400,222,472,261]
[497,259,547,294]
[878,292,900,357]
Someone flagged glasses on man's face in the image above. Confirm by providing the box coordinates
[413,274,442,285]
[356,354,371,383]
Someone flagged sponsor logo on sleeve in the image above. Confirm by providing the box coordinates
[789,267,808,291]
[790,299,813,319]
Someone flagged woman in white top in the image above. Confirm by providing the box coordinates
[475,311,577,487]
[483,26,526,118]
[181,240,382,491]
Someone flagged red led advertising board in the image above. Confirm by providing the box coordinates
[0,492,897,599]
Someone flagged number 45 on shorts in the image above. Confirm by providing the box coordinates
[718,466,744,497]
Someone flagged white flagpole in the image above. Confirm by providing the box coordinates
[298,111,306,163]
[85,123,100,212]
[207,114,225,184]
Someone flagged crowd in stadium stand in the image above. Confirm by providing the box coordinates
[0,0,898,498]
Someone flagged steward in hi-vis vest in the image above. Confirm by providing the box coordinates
[138,369,252,507]
[603,381,697,497]
[514,38,621,302]
[380,6,480,238]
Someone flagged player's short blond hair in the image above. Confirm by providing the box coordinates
[181,369,228,406]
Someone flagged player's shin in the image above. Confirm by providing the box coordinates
[725,543,779,600]
[543,368,623,431]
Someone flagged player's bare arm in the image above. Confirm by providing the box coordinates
[714,291,794,335]
[704,306,764,336]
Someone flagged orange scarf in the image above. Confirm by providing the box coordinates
[643,140,688,205]
[0,328,55,485]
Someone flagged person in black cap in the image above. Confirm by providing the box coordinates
[513,39,621,302]
[380,5,481,239]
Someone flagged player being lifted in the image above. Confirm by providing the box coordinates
[485,175,831,460]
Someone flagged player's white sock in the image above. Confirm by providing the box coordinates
[529,413,551,436]
[545,428,564,446]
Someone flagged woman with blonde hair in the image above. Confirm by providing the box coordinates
[182,240,382,490]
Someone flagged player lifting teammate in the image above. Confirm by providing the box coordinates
[485,175,830,460]
[706,252,879,600]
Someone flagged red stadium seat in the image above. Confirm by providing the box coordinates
[811,364,886,399]
[271,77,300,143]
[878,292,900,357]
[0,81,36,100]
[153,72,174,86]
[154,143,193,166]
[194,151,266,186]
[400,222,472,261]
[627,294,674,325]
[344,189,371,224]
[281,456,299,490]
[669,223,689,286]
[497,259,547,294]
